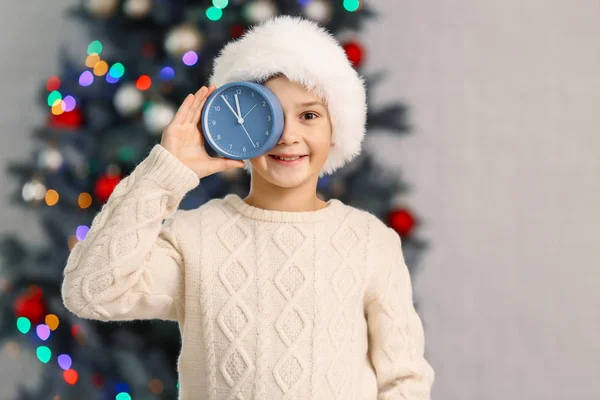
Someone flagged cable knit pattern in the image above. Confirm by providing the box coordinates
[61,144,435,400]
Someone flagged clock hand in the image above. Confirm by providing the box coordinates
[234,94,244,123]
[240,123,257,148]
[221,95,241,120]
[243,103,257,119]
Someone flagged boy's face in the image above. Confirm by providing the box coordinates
[249,75,332,189]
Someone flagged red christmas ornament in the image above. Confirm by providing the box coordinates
[343,41,364,68]
[94,174,121,203]
[142,42,156,58]
[231,24,245,39]
[91,373,105,388]
[48,108,83,129]
[13,285,47,324]
[387,207,416,237]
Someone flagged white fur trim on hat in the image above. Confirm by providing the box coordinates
[209,15,367,176]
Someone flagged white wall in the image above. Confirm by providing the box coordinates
[363,1,600,399]
[1,0,599,399]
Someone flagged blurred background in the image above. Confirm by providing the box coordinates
[0,0,598,399]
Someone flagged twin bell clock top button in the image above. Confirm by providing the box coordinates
[201,81,284,160]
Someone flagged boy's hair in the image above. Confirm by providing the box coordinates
[209,15,367,177]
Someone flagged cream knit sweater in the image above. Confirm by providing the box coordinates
[61,144,434,400]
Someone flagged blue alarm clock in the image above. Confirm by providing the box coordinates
[201,81,285,160]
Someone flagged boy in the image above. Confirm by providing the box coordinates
[62,16,434,399]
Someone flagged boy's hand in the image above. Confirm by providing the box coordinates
[160,85,245,179]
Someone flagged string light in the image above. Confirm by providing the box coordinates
[86,53,101,68]
[75,225,90,241]
[45,314,59,331]
[36,346,52,363]
[206,6,223,21]
[78,193,93,209]
[46,76,60,91]
[136,75,152,90]
[182,51,198,66]
[45,189,59,206]
[57,354,72,370]
[63,96,76,112]
[109,63,125,79]
[159,66,175,80]
[16,317,31,334]
[47,91,62,107]
[87,40,103,55]
[343,0,360,12]
[148,379,164,394]
[36,324,51,341]
[63,369,78,384]
[79,71,94,87]
[93,60,109,76]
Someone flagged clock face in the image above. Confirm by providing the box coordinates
[202,83,279,160]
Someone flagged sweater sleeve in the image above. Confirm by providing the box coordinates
[365,226,435,399]
[61,144,200,322]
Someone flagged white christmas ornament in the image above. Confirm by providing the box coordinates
[143,103,176,134]
[114,84,144,116]
[85,0,119,18]
[243,0,278,24]
[165,24,204,57]
[37,147,64,171]
[302,0,333,23]
[22,179,47,203]
[123,0,152,19]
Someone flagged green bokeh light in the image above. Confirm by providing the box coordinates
[206,6,223,21]
[343,0,360,12]
[109,63,125,79]
[116,393,131,400]
[36,346,51,363]
[87,40,103,55]
[16,317,31,334]
[213,0,229,8]
[47,90,62,107]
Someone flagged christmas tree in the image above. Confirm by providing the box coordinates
[0,0,428,398]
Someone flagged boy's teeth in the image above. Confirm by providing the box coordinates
[274,155,300,161]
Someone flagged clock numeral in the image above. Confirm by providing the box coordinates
[265,130,269,136]
[217,135,221,140]
[255,141,260,147]
[267,115,271,121]
[251,92,255,97]
[263,101,266,107]
[235,89,242,95]
[212,120,216,126]
[243,147,247,152]
[215,105,221,112]
[229,144,233,149]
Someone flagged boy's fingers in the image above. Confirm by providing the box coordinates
[186,87,207,124]
[171,94,194,125]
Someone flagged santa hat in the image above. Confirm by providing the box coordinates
[208,15,367,176]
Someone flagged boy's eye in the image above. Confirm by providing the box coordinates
[301,112,318,120]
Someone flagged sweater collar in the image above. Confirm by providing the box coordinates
[223,194,344,223]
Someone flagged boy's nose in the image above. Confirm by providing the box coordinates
[278,123,301,145]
